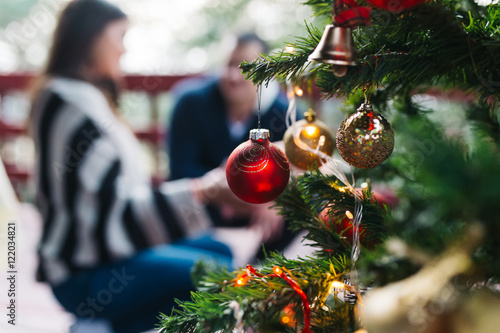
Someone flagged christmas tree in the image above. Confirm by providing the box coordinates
[158,0,500,332]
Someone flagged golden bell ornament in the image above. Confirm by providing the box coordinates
[308,25,357,77]
[336,103,394,169]
[284,109,335,170]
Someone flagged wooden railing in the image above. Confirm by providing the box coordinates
[0,73,197,198]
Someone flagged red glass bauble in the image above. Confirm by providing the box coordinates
[334,217,362,247]
[319,209,378,249]
[226,129,290,204]
[365,0,425,11]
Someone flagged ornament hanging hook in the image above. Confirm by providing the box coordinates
[256,84,263,129]
[362,82,375,104]
[306,79,315,110]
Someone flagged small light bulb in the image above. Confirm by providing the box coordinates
[304,125,318,138]
[281,315,290,324]
[345,210,354,219]
[273,266,283,275]
[234,273,248,286]
[318,135,326,148]
[331,281,345,289]
[329,281,346,293]
[285,45,295,53]
[294,86,303,96]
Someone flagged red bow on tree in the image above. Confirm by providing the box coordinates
[333,0,372,28]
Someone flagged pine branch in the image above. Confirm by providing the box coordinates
[356,115,500,284]
[240,23,323,86]
[275,170,388,255]
[241,2,500,100]
[303,0,335,18]
[159,253,354,333]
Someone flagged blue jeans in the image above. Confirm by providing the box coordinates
[52,234,232,333]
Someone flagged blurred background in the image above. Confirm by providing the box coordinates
[0,0,314,74]
[0,2,327,331]
[0,0,466,202]
[0,0,334,202]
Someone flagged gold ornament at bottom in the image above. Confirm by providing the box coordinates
[284,109,335,170]
[336,103,394,169]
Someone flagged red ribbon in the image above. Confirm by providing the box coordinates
[241,265,312,333]
[333,0,372,28]
[272,271,311,333]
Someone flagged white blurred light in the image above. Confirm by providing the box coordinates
[256,24,284,41]
[474,0,499,5]
[186,47,208,72]
[0,41,19,73]
[25,42,47,67]
[3,0,313,73]
[246,0,278,24]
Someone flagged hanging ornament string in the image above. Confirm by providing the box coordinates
[225,84,290,204]
[349,88,372,266]
[236,265,311,333]
[285,81,363,287]
[257,84,262,129]
[286,81,355,192]
[333,0,372,28]
[228,300,244,333]
[286,83,298,129]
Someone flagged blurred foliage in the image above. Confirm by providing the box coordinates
[0,0,321,73]
[0,0,38,28]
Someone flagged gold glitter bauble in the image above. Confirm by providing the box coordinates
[284,109,335,170]
[336,103,394,169]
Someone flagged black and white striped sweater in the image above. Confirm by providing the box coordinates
[32,78,212,285]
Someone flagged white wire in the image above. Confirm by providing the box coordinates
[285,81,363,287]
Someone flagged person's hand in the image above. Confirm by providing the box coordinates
[191,165,285,243]
[191,166,252,213]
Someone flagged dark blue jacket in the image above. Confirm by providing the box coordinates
[168,78,290,180]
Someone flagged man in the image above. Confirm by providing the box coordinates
[168,33,296,257]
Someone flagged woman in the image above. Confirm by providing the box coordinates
[30,1,260,332]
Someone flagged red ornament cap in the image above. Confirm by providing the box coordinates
[249,128,270,140]
[226,129,290,204]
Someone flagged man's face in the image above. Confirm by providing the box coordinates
[219,41,264,105]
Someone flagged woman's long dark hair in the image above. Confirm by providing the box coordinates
[33,0,126,106]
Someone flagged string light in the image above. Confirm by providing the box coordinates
[304,125,319,137]
[237,265,311,333]
[329,281,346,294]
[329,181,349,193]
[294,86,304,96]
[345,210,354,219]
[331,281,346,289]
[285,45,295,53]
[234,273,249,287]
[281,305,296,327]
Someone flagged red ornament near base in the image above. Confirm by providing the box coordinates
[319,209,378,248]
[226,129,290,204]
[365,0,425,11]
